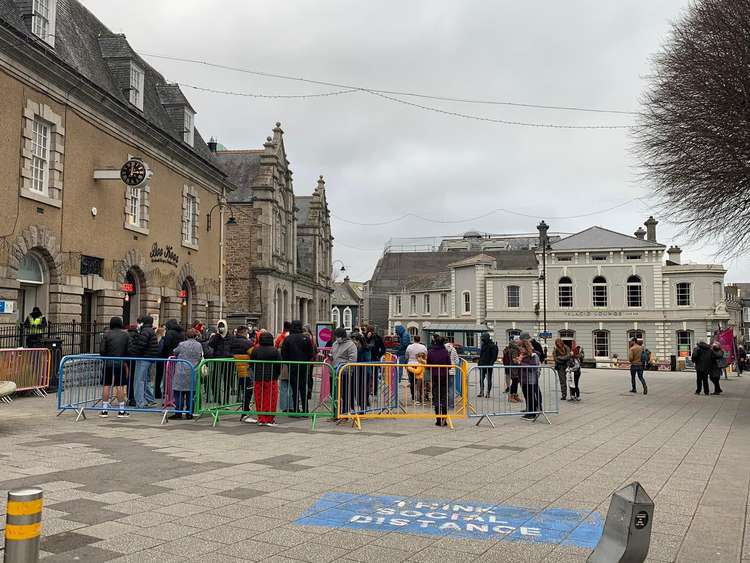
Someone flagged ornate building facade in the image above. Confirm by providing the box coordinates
[215,124,333,332]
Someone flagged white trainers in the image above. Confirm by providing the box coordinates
[265,422,278,427]
[242,416,258,424]
[117,411,130,418]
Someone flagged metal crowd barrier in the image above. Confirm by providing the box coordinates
[0,348,51,397]
[336,362,467,430]
[465,364,560,426]
[56,355,196,423]
[194,358,336,430]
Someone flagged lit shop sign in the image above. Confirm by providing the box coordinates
[178,290,188,298]
[149,243,179,267]
[120,283,134,293]
[295,493,603,548]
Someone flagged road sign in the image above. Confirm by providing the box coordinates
[539,331,553,339]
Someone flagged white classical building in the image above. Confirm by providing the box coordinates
[389,218,730,361]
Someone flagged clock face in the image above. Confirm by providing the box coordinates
[120,159,147,187]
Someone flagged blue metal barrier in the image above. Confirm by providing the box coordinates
[56,354,196,424]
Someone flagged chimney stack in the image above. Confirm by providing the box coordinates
[644,216,658,242]
[207,137,218,152]
[667,246,682,265]
[634,227,646,240]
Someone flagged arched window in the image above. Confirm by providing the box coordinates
[462,291,471,314]
[408,326,419,337]
[343,307,352,330]
[558,276,573,308]
[592,276,607,307]
[627,329,644,342]
[626,275,642,308]
[423,294,431,314]
[507,329,521,342]
[409,294,417,314]
[331,307,340,328]
[17,252,48,323]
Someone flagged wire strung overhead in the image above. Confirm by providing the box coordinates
[330,197,647,227]
[140,52,635,129]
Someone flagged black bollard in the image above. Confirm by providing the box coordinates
[588,482,653,563]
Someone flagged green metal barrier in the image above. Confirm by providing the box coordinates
[194,358,336,430]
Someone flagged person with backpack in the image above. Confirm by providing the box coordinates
[478,332,499,398]
[553,338,571,401]
[691,341,713,396]
[627,338,648,395]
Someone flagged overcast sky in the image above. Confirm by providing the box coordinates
[85,0,745,283]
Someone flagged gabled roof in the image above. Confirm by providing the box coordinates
[550,226,665,251]
[332,281,362,306]
[448,254,497,268]
[215,151,263,203]
[401,271,452,292]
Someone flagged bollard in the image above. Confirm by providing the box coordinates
[3,488,43,563]
[588,482,653,563]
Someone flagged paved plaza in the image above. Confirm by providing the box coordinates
[0,368,749,562]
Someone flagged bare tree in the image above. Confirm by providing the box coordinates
[636,0,750,254]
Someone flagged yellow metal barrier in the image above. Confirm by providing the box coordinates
[336,362,467,430]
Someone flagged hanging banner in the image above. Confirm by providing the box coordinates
[717,327,736,365]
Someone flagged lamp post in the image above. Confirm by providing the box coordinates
[331,260,347,281]
[537,220,549,340]
[207,198,238,320]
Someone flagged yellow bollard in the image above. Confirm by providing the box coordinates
[4,488,43,563]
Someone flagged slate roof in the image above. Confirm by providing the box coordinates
[296,196,312,224]
[402,271,452,292]
[0,0,220,168]
[214,151,263,203]
[448,254,497,268]
[551,226,665,251]
[332,282,361,306]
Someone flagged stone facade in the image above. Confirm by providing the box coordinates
[390,221,731,361]
[216,125,333,332]
[0,0,232,328]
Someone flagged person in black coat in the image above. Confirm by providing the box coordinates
[252,332,283,426]
[155,319,185,399]
[128,316,159,408]
[709,342,725,395]
[478,332,499,398]
[281,320,315,413]
[99,316,130,417]
[691,341,713,395]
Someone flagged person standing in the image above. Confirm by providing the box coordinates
[99,316,130,418]
[570,346,584,401]
[518,338,541,421]
[709,341,724,395]
[691,341,713,396]
[405,335,428,401]
[156,319,185,399]
[395,325,411,382]
[627,338,648,395]
[252,332,282,426]
[275,321,291,349]
[427,336,452,427]
[502,340,522,403]
[553,338,571,401]
[230,326,255,422]
[170,328,203,420]
[23,306,47,348]
[444,340,459,408]
[127,316,159,408]
[478,332,499,398]
[737,345,746,376]
[281,320,315,413]
[331,327,358,416]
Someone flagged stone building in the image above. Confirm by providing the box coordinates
[0,0,233,328]
[389,219,730,361]
[331,277,364,331]
[214,124,333,332]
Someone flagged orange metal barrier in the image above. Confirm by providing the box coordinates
[0,348,51,396]
[336,362,467,430]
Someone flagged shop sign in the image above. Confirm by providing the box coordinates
[150,243,179,267]
[0,300,15,314]
[120,283,134,293]
[178,290,188,298]
[569,311,639,318]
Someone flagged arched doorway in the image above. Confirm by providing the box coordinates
[16,252,48,322]
[180,279,194,328]
[122,269,142,326]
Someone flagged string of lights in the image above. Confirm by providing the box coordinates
[179,83,359,99]
[140,52,635,129]
[330,197,646,227]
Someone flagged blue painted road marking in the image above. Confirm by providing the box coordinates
[295,493,603,548]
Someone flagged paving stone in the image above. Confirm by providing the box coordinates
[92,533,165,554]
[346,544,412,562]
[41,531,101,554]
[410,446,456,457]
[42,545,121,562]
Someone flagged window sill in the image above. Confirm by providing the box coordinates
[182,241,199,251]
[124,222,149,236]
[20,188,62,208]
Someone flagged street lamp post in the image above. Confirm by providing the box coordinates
[207,197,238,321]
[537,220,549,341]
[331,260,347,281]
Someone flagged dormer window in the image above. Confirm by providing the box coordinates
[183,110,194,146]
[129,64,144,110]
[31,0,56,46]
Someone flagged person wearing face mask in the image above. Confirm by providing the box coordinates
[207,320,234,405]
